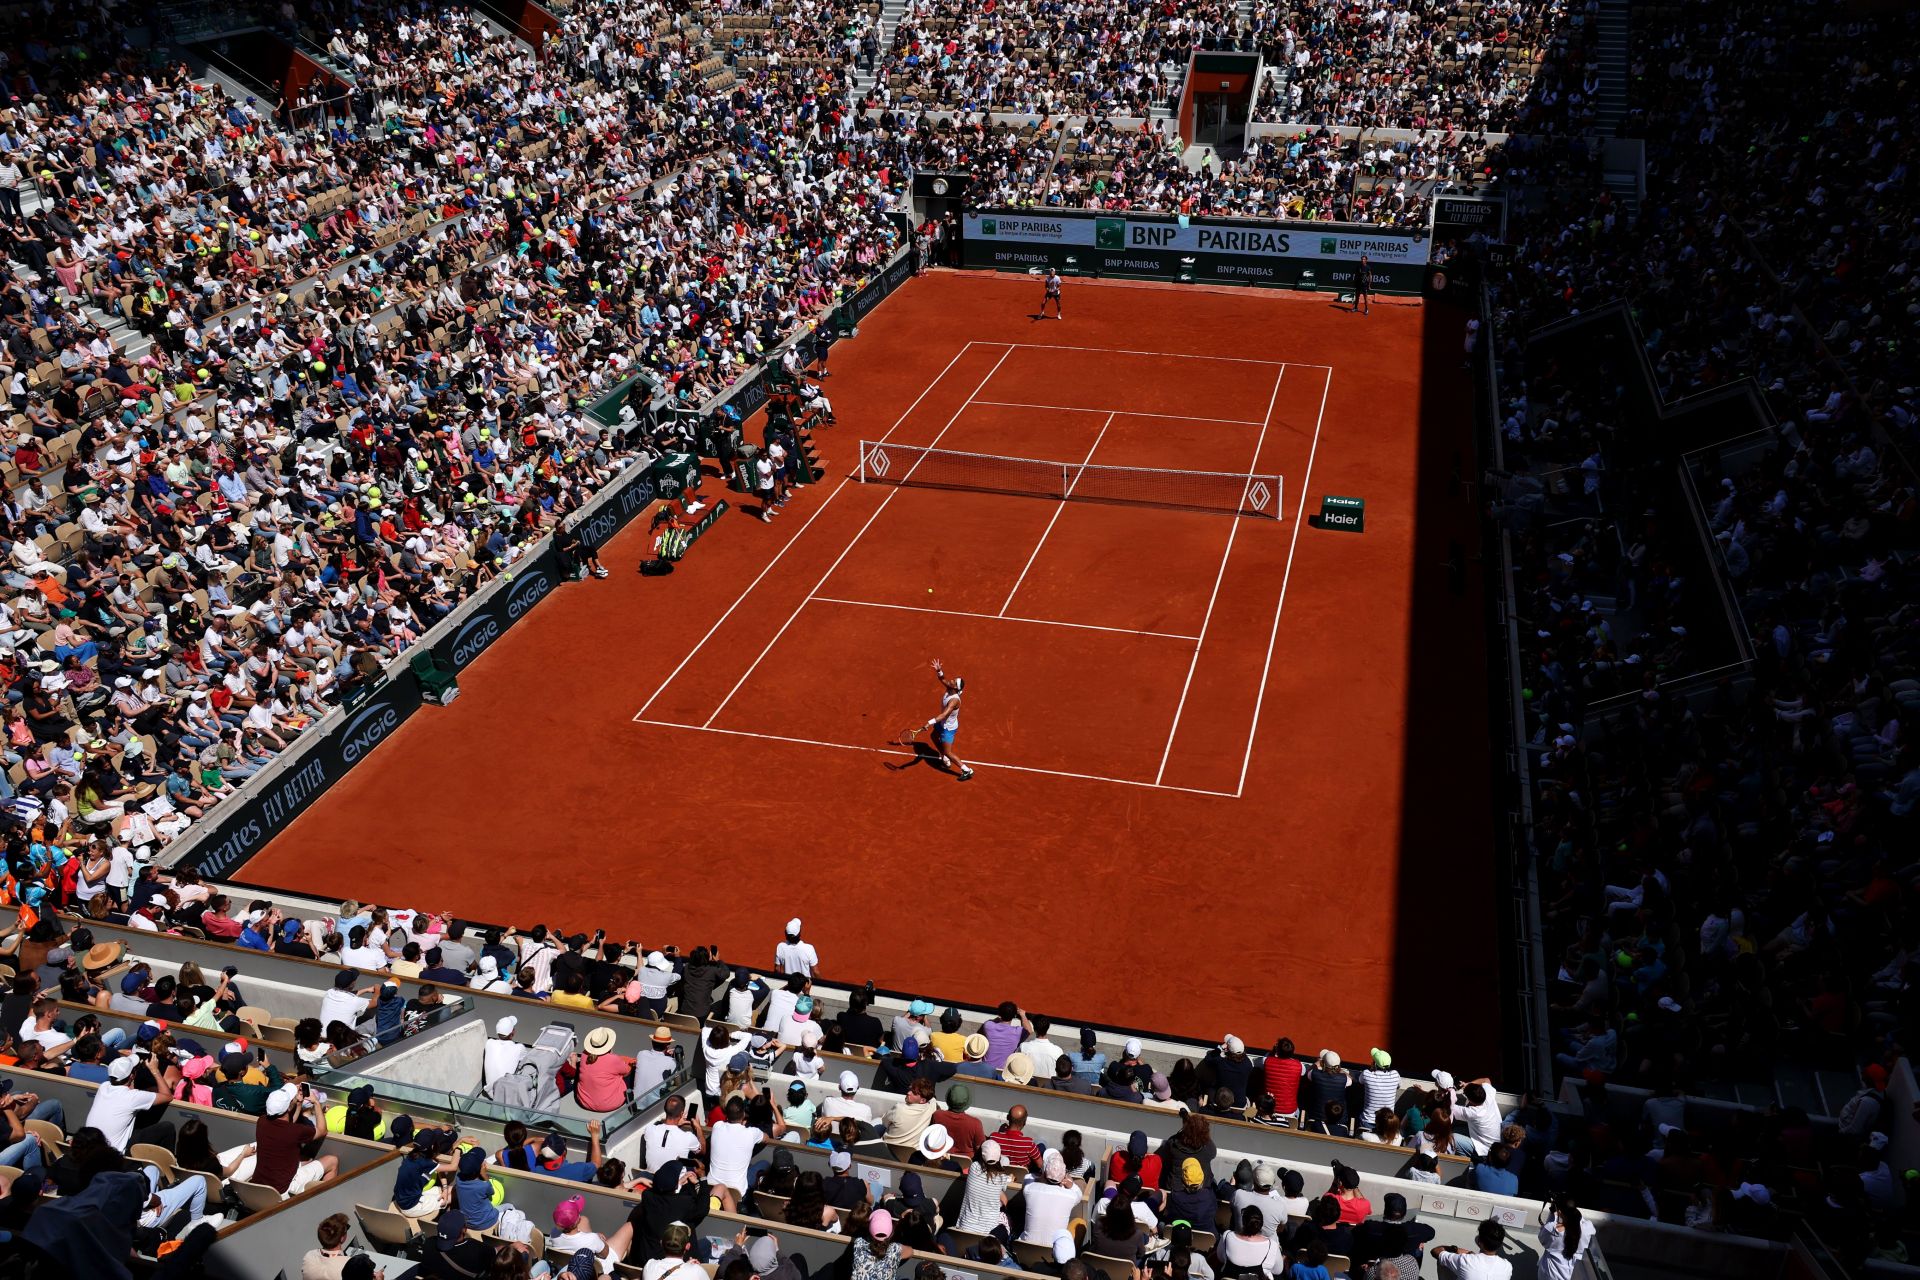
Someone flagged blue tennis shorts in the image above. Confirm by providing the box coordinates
[933,727,957,746]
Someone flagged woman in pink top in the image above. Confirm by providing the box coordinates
[572,1027,634,1112]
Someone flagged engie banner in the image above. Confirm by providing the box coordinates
[960,209,1429,293]
[175,673,425,880]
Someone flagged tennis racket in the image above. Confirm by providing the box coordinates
[894,723,925,746]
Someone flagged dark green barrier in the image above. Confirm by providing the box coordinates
[960,209,1429,294]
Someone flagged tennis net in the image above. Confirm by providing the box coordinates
[857,440,1284,519]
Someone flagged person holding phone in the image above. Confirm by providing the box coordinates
[1535,1197,1595,1280]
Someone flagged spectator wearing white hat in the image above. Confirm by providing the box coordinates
[775,919,818,977]
[1203,1034,1253,1107]
[1233,1164,1287,1242]
[483,1017,525,1091]
[821,1070,876,1135]
[635,951,680,1019]
[1020,1149,1081,1244]
[84,1051,181,1152]
[952,1138,1014,1235]
[1301,1050,1350,1135]
[255,1082,338,1196]
[469,956,511,994]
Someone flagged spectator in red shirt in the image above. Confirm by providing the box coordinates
[1108,1129,1162,1189]
[1262,1038,1304,1124]
[988,1105,1038,1173]
[930,1083,984,1160]
[1328,1163,1371,1224]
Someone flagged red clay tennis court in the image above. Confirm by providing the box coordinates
[247,271,1499,1067]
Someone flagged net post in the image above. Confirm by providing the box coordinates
[858,441,866,485]
[1061,462,1070,500]
[1278,473,1285,521]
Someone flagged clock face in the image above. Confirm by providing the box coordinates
[931,178,949,195]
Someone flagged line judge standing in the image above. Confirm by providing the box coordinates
[776,919,819,977]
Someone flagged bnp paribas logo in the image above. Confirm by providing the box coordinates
[1095,218,1126,249]
[1319,236,1338,255]
[980,218,997,235]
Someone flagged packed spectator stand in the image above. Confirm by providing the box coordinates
[4,894,1681,1280]
[0,0,1915,1274]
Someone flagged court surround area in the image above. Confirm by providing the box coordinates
[244,271,1497,1064]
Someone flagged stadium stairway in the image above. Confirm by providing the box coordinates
[854,0,913,97]
[1592,0,1630,136]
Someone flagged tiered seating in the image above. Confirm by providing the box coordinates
[2,895,1619,1280]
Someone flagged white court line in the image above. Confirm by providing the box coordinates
[1153,363,1289,786]
[1234,364,1334,797]
[633,719,1240,799]
[634,340,978,719]
[999,410,1116,616]
[813,594,1198,643]
[1003,341,1330,369]
[702,344,1018,727]
[973,400,1266,428]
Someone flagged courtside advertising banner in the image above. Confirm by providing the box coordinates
[961,210,1429,292]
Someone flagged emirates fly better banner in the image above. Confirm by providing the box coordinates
[961,209,1430,293]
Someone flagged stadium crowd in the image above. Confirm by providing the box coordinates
[1246,0,1596,133]
[0,0,911,865]
[0,0,1916,1269]
[1482,0,1917,1256]
[869,0,1249,117]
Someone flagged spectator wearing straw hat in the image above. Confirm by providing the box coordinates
[573,1027,635,1112]
[633,1025,682,1099]
[912,1123,965,1173]
[954,1034,996,1079]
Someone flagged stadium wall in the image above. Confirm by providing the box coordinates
[157,244,918,883]
[959,208,1431,293]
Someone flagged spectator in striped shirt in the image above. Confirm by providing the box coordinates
[987,1105,1038,1173]
[1360,1049,1401,1121]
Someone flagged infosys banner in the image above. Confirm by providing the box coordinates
[961,210,1429,293]
[174,674,426,880]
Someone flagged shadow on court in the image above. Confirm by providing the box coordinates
[1389,286,1502,1077]
[884,740,949,774]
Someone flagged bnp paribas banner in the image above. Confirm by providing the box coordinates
[960,210,1430,293]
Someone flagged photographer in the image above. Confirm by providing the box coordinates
[1535,1198,1595,1280]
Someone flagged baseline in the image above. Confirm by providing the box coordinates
[631,719,1239,799]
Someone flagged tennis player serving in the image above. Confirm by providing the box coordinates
[922,658,973,780]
